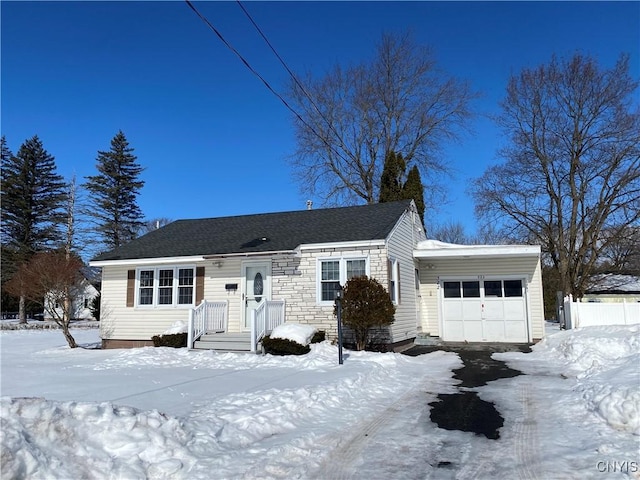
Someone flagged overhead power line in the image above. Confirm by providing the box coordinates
[185,0,358,172]
[183,0,353,168]
[235,1,353,162]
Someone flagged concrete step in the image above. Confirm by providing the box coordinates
[194,332,252,351]
[414,333,443,346]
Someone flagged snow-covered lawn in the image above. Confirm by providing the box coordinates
[1,323,638,479]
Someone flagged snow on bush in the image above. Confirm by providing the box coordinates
[270,323,317,346]
[162,321,188,335]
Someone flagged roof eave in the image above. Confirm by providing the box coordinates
[90,255,207,267]
[413,245,540,259]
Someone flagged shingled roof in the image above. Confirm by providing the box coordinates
[92,200,413,262]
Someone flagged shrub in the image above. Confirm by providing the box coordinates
[152,332,187,348]
[261,336,310,356]
[337,275,395,351]
[310,330,326,344]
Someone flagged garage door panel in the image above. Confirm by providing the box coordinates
[483,319,506,342]
[483,299,504,321]
[504,299,525,319]
[463,319,483,342]
[462,301,482,320]
[443,319,465,341]
[504,320,527,342]
[441,279,528,343]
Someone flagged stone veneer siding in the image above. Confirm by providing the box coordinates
[271,245,388,341]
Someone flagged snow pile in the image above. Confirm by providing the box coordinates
[2,326,638,478]
[0,398,196,479]
[0,329,461,479]
[161,320,188,335]
[269,323,317,345]
[501,325,640,435]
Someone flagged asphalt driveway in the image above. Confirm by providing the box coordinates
[403,343,531,439]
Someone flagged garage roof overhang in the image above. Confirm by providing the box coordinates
[413,239,540,260]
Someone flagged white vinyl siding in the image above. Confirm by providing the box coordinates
[100,262,245,341]
[417,256,544,341]
[385,206,426,343]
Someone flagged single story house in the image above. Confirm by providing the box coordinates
[90,200,544,350]
[582,274,640,303]
[44,266,101,321]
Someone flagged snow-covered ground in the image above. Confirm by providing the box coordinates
[1,323,638,479]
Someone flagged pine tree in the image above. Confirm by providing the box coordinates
[403,165,425,225]
[85,131,145,251]
[378,150,426,225]
[379,151,406,203]
[1,135,67,322]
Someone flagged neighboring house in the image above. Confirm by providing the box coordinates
[90,200,545,350]
[44,266,101,321]
[582,274,640,303]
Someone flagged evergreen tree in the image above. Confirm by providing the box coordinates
[378,150,426,225]
[85,131,145,251]
[379,152,406,203]
[1,135,67,256]
[1,135,67,322]
[403,165,425,225]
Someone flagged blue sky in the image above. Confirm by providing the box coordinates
[2,1,638,235]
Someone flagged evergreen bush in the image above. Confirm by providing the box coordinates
[338,275,395,350]
[310,330,326,343]
[261,336,310,356]
[152,332,187,348]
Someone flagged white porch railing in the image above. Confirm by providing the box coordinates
[250,299,286,352]
[563,295,640,328]
[188,300,228,349]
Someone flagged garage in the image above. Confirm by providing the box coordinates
[441,278,529,342]
[413,240,545,343]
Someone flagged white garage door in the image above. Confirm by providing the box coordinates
[441,279,529,342]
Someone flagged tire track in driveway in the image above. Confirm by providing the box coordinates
[309,380,432,480]
[514,380,539,480]
[311,385,423,480]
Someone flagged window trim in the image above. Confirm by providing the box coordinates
[135,265,196,308]
[389,257,400,305]
[316,256,370,305]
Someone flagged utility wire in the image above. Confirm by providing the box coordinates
[235,1,354,161]
[183,0,352,167]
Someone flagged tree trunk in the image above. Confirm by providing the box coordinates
[61,325,78,348]
[18,295,26,324]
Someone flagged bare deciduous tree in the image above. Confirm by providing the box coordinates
[427,221,470,244]
[472,53,640,297]
[288,32,477,207]
[597,226,640,274]
[5,252,83,348]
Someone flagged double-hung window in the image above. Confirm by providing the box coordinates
[318,257,369,304]
[137,266,195,307]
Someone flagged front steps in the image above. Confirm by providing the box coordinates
[193,332,253,352]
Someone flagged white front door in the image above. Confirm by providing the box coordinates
[242,262,270,331]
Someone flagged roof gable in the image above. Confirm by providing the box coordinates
[92,200,412,262]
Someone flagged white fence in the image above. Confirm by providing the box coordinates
[563,295,640,328]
